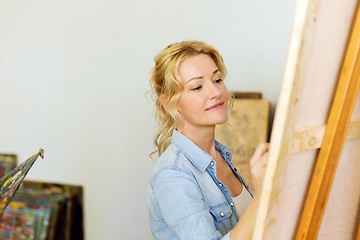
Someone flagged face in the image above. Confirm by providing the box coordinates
[176,54,228,131]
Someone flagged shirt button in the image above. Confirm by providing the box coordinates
[225,152,230,156]
[210,161,215,166]
[219,183,223,187]
[230,202,234,207]
[220,212,225,217]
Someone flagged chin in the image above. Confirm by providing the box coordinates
[214,116,228,125]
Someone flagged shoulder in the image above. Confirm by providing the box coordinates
[150,143,196,185]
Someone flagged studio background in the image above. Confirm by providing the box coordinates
[0,0,295,239]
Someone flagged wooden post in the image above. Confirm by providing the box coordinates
[252,0,322,238]
[295,2,360,239]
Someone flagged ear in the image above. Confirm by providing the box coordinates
[159,95,169,112]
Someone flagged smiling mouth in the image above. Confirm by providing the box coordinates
[206,102,224,111]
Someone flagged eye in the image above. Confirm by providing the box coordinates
[214,79,223,84]
[191,86,202,91]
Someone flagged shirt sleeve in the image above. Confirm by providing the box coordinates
[151,167,232,240]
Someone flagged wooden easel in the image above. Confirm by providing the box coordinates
[252,0,360,239]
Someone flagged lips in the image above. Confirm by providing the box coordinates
[206,102,224,111]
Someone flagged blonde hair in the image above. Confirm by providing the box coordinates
[149,40,228,158]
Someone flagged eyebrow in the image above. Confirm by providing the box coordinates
[185,69,221,84]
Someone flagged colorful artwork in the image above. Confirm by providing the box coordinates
[0,200,51,240]
[0,149,44,216]
[0,149,84,240]
[11,189,63,239]
[20,181,85,240]
[0,182,85,240]
[0,154,17,177]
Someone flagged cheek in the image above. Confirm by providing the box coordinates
[177,96,191,113]
[224,90,229,101]
[177,95,204,113]
[222,85,229,97]
[221,87,229,101]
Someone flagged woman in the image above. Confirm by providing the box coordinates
[148,40,269,240]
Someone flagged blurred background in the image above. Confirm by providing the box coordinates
[0,0,295,239]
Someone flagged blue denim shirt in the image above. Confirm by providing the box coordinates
[148,131,252,240]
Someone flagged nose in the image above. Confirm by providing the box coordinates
[208,82,221,99]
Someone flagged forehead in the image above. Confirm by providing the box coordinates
[178,54,219,82]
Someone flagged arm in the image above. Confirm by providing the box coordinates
[230,143,269,239]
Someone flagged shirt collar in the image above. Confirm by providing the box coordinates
[172,130,232,172]
[214,140,232,163]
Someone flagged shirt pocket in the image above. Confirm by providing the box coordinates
[209,202,233,235]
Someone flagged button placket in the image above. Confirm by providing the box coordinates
[208,159,234,212]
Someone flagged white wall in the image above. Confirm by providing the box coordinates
[0,0,295,239]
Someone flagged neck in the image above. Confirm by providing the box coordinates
[181,125,217,157]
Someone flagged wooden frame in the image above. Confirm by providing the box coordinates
[295,2,360,238]
[252,0,360,239]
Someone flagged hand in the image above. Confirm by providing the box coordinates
[250,142,270,193]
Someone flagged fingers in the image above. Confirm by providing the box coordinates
[250,143,270,193]
[250,142,270,166]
